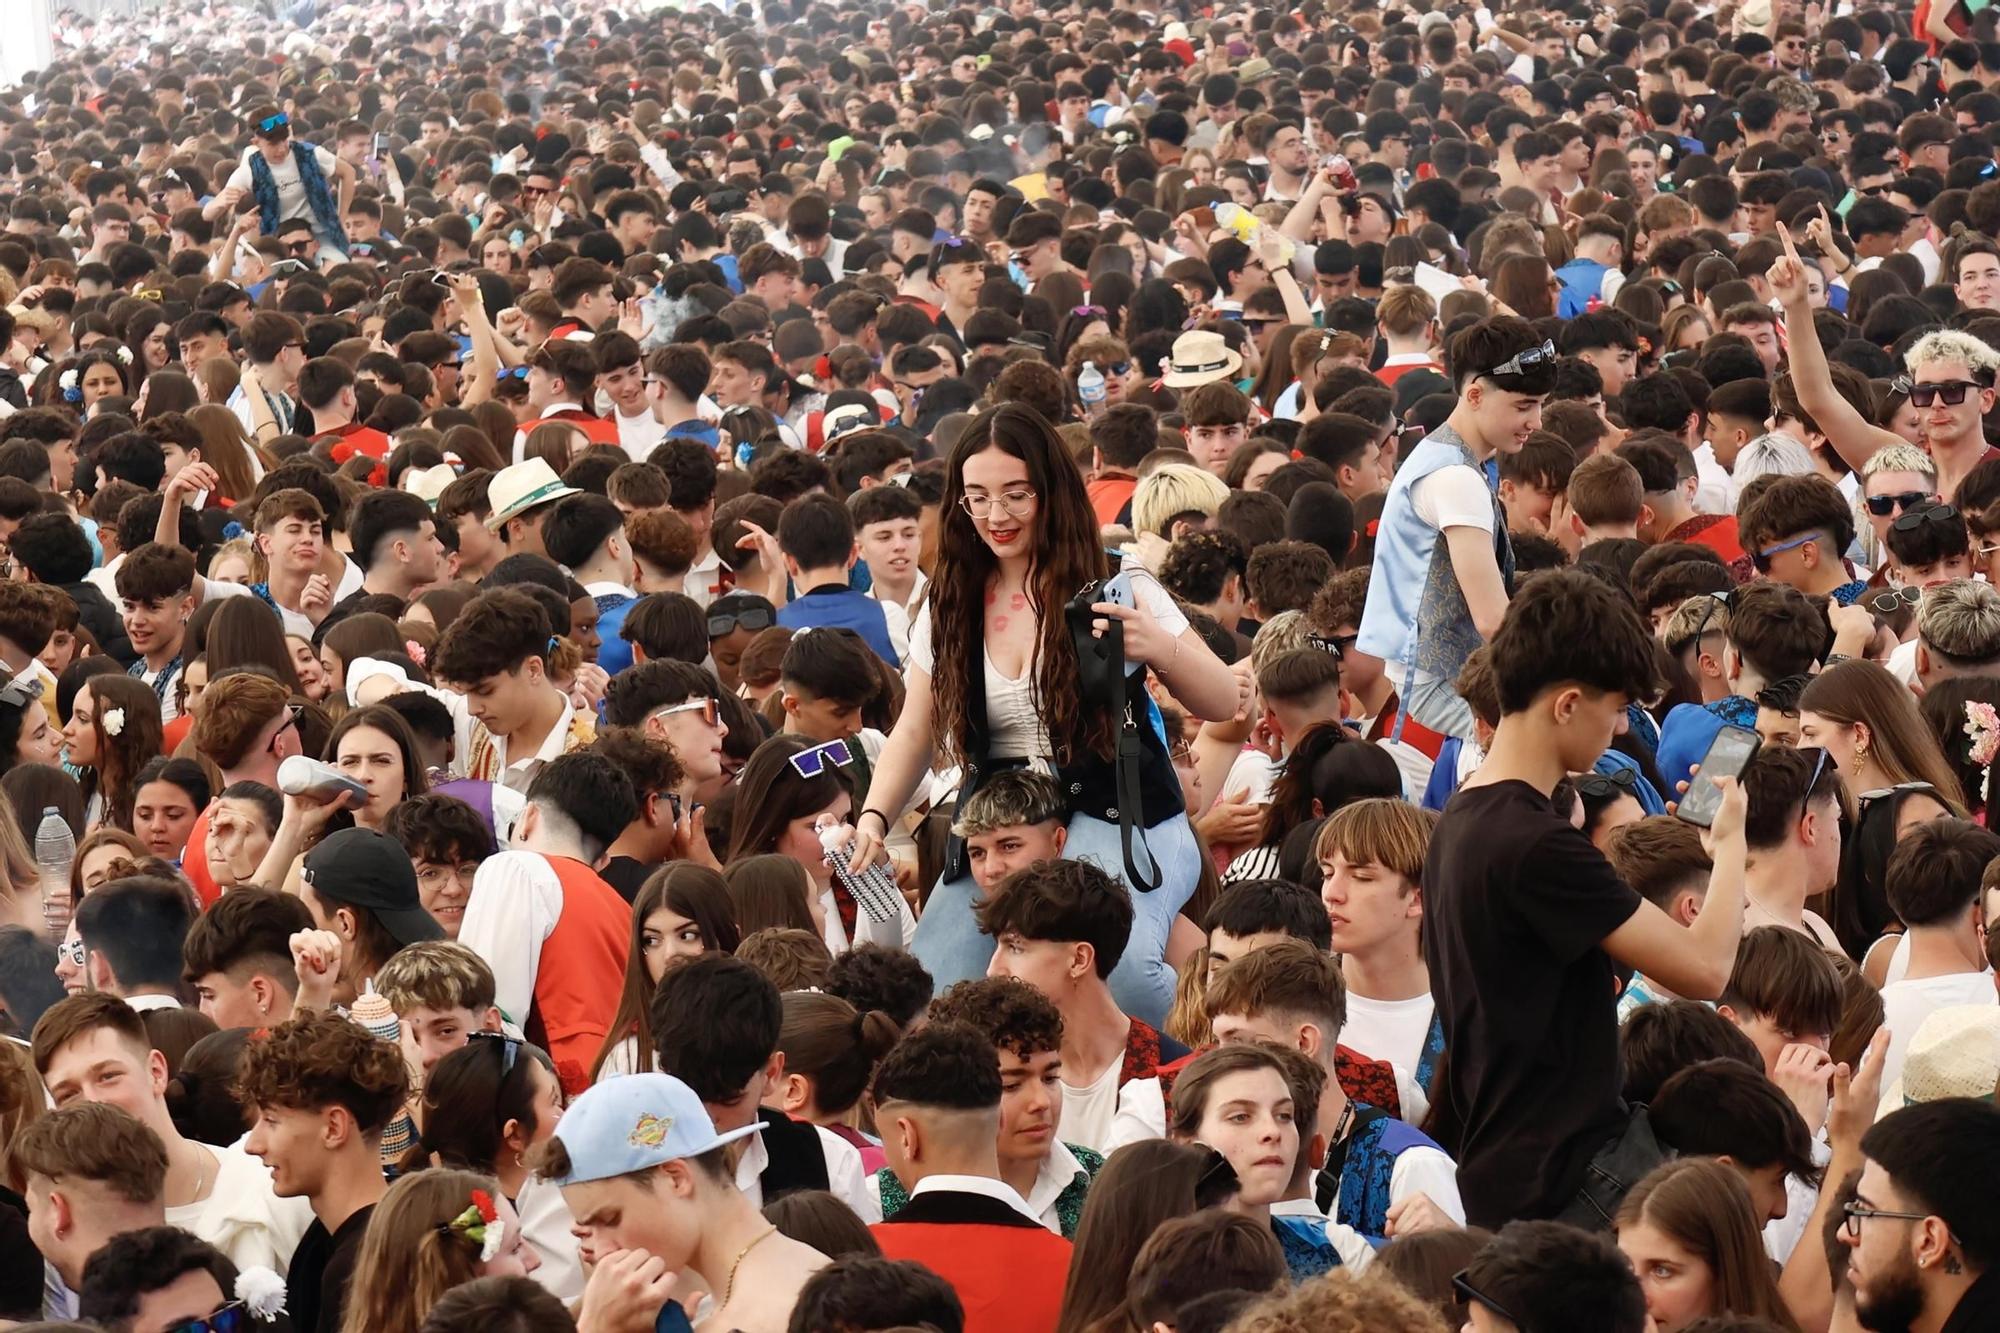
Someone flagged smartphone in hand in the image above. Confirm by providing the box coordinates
[1676,725,1760,827]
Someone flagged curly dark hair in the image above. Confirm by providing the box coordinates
[926,976,1064,1061]
[236,1010,410,1135]
[825,943,934,1028]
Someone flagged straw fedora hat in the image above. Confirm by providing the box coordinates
[485,458,581,532]
[1162,329,1245,389]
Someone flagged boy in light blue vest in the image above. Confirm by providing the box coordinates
[1355,316,1558,742]
[1556,215,1627,318]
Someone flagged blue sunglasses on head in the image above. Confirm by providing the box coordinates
[256,112,290,135]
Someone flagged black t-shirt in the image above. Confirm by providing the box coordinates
[601,855,654,902]
[288,1202,375,1333]
[1423,780,1643,1227]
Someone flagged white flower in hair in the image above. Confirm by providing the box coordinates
[114,345,133,365]
[100,707,125,738]
[479,1215,506,1264]
[235,1266,287,1320]
[57,369,77,392]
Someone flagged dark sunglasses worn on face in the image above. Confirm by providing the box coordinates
[1866,490,1932,517]
[1908,380,1986,408]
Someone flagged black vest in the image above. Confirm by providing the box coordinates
[757,1107,831,1200]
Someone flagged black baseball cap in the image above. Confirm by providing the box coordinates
[302,828,445,947]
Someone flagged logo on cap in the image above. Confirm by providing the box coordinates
[629,1113,674,1147]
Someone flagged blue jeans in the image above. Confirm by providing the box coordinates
[911,811,1200,1028]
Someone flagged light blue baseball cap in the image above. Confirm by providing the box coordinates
[545,1073,763,1187]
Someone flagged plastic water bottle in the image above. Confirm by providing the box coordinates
[36,807,74,939]
[1078,361,1107,418]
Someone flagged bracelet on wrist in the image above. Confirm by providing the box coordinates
[860,808,891,833]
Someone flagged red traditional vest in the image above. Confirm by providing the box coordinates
[524,855,631,1097]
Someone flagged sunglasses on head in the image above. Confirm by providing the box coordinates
[1575,767,1639,800]
[164,1301,248,1333]
[788,738,854,779]
[1892,501,1959,533]
[708,606,774,636]
[1866,490,1932,516]
[1483,339,1557,380]
[257,113,290,135]
[1752,531,1817,573]
[467,1030,522,1077]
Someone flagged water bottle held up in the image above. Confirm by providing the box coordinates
[1077,361,1107,418]
[37,806,75,938]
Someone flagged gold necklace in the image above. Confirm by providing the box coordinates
[720,1225,778,1309]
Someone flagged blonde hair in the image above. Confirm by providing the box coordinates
[1858,443,1939,563]
[1312,798,1435,884]
[1249,609,1312,676]
[1905,329,2000,378]
[339,1167,502,1333]
[1133,463,1230,538]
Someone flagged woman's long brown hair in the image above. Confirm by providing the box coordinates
[85,675,164,832]
[591,864,739,1082]
[927,403,1112,768]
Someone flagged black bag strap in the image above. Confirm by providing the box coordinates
[1065,589,1161,894]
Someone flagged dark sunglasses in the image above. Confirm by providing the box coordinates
[788,738,854,779]
[1484,339,1557,379]
[257,113,290,135]
[467,1030,522,1077]
[1575,767,1639,800]
[1908,380,1987,407]
[1892,501,1960,533]
[708,606,774,637]
[1866,490,1932,517]
[164,1302,248,1333]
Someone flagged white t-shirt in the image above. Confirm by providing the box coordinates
[613,406,669,460]
[1060,1056,1123,1154]
[165,1142,313,1277]
[226,144,340,227]
[1879,972,1996,1090]
[1341,991,1436,1081]
[1410,464,1496,535]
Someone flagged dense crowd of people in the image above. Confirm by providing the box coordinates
[2,0,2000,1330]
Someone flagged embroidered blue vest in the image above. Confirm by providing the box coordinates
[1355,426,1513,685]
[248,142,349,254]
